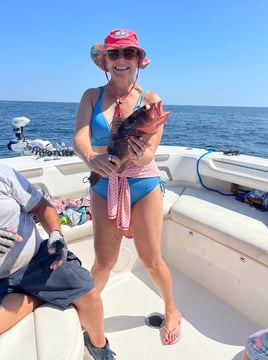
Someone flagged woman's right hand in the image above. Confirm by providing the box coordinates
[87,153,121,177]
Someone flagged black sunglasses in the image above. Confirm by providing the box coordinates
[106,48,138,61]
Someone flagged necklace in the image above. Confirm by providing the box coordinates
[105,70,139,118]
[108,81,136,117]
[107,81,138,139]
[104,70,140,142]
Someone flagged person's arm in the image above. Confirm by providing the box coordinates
[32,197,61,234]
[73,89,97,167]
[31,197,67,270]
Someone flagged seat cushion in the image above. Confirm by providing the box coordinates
[0,304,84,360]
[170,187,268,266]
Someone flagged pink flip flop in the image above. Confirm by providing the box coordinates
[162,311,182,345]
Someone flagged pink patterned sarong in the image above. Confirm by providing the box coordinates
[107,160,161,238]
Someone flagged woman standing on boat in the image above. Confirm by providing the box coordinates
[73,28,181,345]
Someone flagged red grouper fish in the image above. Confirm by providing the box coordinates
[89,101,170,186]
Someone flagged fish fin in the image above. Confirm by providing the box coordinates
[89,172,101,186]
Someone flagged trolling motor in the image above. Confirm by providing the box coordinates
[12,116,30,140]
[7,116,33,155]
[7,116,75,157]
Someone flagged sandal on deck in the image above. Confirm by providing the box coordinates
[162,311,182,345]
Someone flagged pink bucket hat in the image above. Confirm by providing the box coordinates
[90,29,150,71]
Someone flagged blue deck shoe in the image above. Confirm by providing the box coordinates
[84,331,116,360]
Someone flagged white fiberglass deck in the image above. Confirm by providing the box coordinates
[96,265,259,360]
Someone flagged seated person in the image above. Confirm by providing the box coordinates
[0,163,115,360]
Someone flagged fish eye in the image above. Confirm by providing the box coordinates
[143,104,151,111]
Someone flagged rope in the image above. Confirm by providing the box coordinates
[26,142,74,157]
[196,149,235,196]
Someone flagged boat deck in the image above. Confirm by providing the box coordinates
[91,264,259,360]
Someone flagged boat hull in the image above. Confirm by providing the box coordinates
[1,145,267,359]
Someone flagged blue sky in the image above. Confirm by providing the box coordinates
[1,0,268,106]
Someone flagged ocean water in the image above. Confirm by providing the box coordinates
[1,100,268,159]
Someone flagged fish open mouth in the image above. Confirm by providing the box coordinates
[137,102,170,134]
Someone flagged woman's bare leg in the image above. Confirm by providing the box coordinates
[131,186,180,344]
[91,185,180,344]
[90,190,122,293]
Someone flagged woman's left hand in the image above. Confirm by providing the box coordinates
[128,136,149,162]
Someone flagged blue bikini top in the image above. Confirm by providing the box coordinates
[90,86,146,146]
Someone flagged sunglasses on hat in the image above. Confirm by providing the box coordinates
[106,47,138,61]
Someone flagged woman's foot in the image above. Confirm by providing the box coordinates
[163,310,182,345]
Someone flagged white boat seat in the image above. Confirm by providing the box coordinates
[0,304,84,360]
[62,220,93,243]
[36,218,93,245]
[170,187,268,267]
[163,187,184,217]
